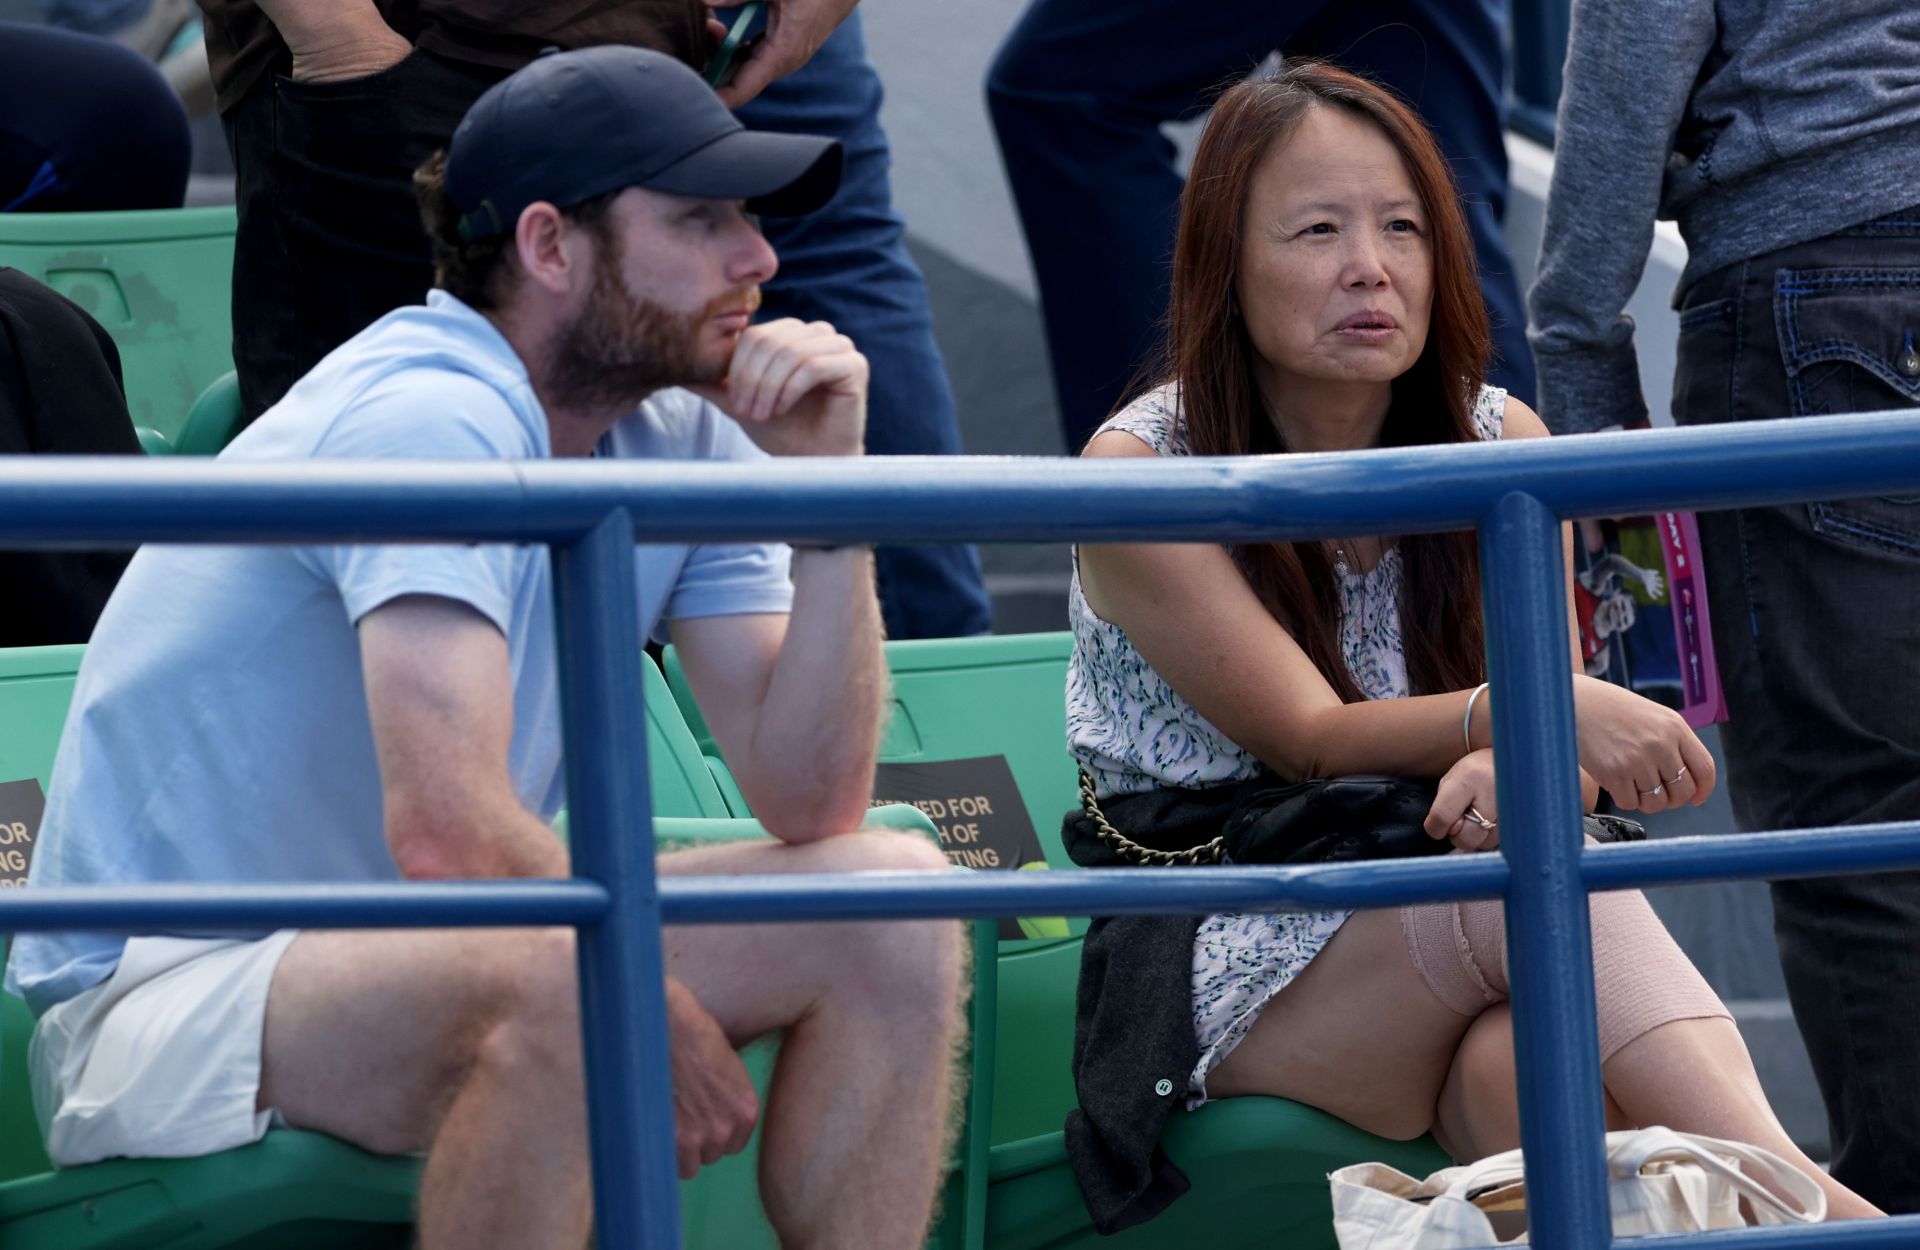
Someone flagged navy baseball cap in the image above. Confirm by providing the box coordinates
[446,46,843,241]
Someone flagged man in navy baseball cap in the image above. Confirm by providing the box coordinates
[11,40,964,1250]
[445,45,844,241]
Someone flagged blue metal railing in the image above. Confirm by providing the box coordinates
[7,411,1920,1248]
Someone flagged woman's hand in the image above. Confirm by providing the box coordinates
[1427,748,1501,852]
[1570,675,1717,812]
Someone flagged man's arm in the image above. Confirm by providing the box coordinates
[675,318,884,844]
[361,594,761,1172]
[359,594,567,879]
[254,0,412,85]
[669,555,885,844]
[1524,0,1715,434]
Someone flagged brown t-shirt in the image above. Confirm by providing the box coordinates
[200,1,713,114]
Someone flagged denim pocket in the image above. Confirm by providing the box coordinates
[1774,267,1920,558]
[1774,267,1920,416]
[271,48,452,170]
[271,46,432,104]
[1806,497,1920,558]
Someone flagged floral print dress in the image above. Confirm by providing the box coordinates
[1064,381,1506,1104]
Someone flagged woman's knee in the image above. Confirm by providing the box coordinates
[1437,1007,1522,1158]
[1587,889,1730,1060]
[1402,899,1509,1017]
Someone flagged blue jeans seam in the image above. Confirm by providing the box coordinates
[1775,267,1920,288]
[1808,504,1920,557]
[1732,259,1748,420]
[1676,298,1732,332]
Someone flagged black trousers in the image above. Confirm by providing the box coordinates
[222,50,505,424]
[1674,209,1920,1210]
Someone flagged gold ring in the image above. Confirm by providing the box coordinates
[1667,767,1689,786]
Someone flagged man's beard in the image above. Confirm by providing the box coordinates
[544,252,758,413]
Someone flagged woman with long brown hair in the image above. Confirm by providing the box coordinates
[1064,62,1878,1219]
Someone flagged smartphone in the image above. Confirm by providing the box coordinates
[705,1,766,89]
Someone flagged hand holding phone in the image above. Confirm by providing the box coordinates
[704,0,766,90]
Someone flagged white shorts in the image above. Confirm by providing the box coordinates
[29,930,300,1166]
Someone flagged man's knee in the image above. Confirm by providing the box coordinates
[822,828,953,875]
[811,832,965,1016]
[465,928,584,1079]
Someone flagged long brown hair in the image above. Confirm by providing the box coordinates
[1159,61,1490,701]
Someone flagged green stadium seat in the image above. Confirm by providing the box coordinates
[0,645,993,1248]
[173,371,245,458]
[0,209,236,446]
[667,632,1452,1249]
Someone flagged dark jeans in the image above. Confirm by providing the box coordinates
[222,48,504,423]
[739,14,990,638]
[224,28,989,639]
[987,0,1534,452]
[1673,210,1920,1210]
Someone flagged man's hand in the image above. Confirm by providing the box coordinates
[704,0,860,107]
[688,317,868,457]
[667,978,759,1179]
[260,0,412,85]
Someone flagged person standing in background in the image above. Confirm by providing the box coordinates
[709,0,992,638]
[200,0,990,638]
[1528,0,1920,1211]
[987,0,1533,453]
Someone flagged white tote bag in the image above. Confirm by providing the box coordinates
[1329,1126,1826,1250]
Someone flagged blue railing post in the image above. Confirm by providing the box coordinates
[1479,492,1610,1249]
[554,509,682,1249]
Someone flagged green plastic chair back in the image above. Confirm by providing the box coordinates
[665,634,1080,861]
[174,371,245,457]
[0,208,236,445]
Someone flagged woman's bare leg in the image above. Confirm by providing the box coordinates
[1608,1017,1881,1218]
[1433,1003,1629,1160]
[1432,1004,1882,1219]
[1206,907,1478,1141]
[1210,903,1883,1221]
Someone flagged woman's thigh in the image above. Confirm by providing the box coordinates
[1205,906,1478,1140]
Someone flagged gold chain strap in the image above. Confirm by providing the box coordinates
[1078,770,1225,866]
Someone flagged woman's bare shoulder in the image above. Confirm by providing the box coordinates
[1501,394,1551,441]
[1083,428,1162,459]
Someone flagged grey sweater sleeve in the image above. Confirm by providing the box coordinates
[1525,0,1716,434]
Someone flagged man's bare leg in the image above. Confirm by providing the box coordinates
[258,926,591,1249]
[660,831,965,1250]
[254,830,962,1250]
